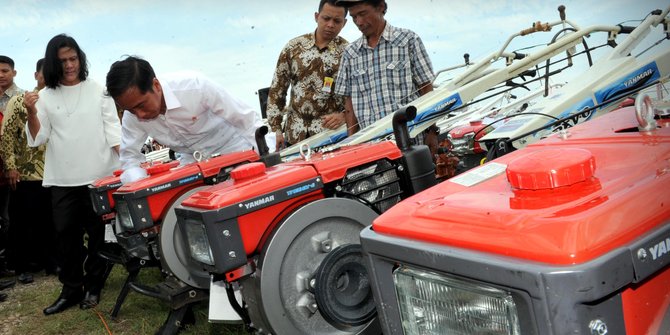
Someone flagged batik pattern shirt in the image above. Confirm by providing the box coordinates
[0,93,46,181]
[267,32,348,144]
[334,23,435,129]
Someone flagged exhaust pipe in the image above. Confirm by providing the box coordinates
[255,126,282,167]
[391,106,437,195]
[392,106,417,152]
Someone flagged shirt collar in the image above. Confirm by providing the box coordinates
[307,31,344,52]
[354,21,394,50]
[380,22,395,42]
[307,31,318,48]
[159,76,181,111]
[2,83,22,98]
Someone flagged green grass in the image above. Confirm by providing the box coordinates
[0,265,247,335]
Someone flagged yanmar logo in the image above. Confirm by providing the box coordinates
[624,69,653,88]
[649,237,670,261]
[434,97,457,111]
[243,195,275,210]
[150,183,172,193]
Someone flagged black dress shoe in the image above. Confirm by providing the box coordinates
[0,269,15,278]
[43,294,83,315]
[0,292,6,302]
[44,266,60,276]
[79,291,100,309]
[17,273,33,284]
[0,278,15,291]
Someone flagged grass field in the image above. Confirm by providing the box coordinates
[0,264,247,335]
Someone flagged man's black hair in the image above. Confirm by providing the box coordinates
[319,0,348,16]
[105,56,156,99]
[43,34,89,89]
[337,0,387,14]
[0,56,15,69]
[36,58,44,72]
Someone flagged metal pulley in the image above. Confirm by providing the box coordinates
[314,244,377,330]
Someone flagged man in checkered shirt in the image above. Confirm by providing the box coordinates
[333,0,435,137]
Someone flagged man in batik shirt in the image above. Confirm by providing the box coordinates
[0,58,57,285]
[0,55,24,285]
[267,0,349,150]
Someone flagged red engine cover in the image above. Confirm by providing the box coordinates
[114,150,260,221]
[373,106,670,265]
[181,141,403,210]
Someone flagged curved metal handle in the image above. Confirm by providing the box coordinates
[299,143,312,161]
[635,94,657,131]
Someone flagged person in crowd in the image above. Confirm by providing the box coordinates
[0,55,24,283]
[0,56,24,114]
[23,34,122,315]
[105,56,263,183]
[0,58,58,287]
[333,0,436,137]
[267,0,349,150]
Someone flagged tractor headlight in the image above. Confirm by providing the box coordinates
[115,199,134,231]
[183,219,215,266]
[394,266,520,335]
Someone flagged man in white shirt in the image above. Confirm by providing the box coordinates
[105,56,263,183]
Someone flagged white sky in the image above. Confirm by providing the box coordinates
[2,0,668,112]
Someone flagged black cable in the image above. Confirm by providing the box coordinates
[225,283,255,333]
[504,77,666,144]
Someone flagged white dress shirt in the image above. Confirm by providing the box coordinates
[120,71,262,183]
[26,79,121,187]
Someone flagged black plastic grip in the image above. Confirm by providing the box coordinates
[617,25,635,34]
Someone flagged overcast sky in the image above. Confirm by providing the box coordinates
[2,0,668,112]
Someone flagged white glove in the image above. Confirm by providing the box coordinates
[120,166,149,184]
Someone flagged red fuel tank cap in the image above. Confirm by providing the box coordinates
[506,148,596,190]
[231,162,266,180]
[145,160,179,175]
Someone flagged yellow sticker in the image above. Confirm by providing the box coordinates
[322,77,334,93]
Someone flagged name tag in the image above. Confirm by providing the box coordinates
[322,76,334,93]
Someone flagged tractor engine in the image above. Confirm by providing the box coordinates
[174,107,437,334]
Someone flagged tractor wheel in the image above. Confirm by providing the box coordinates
[242,198,381,335]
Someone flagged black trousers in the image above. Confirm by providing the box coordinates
[0,184,9,271]
[51,185,108,297]
[8,180,56,274]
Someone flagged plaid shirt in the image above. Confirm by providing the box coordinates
[334,23,435,129]
[267,32,348,144]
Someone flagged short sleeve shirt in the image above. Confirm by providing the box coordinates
[334,23,435,129]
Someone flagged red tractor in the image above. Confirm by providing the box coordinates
[88,127,278,332]
[359,94,670,334]
[174,108,437,334]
